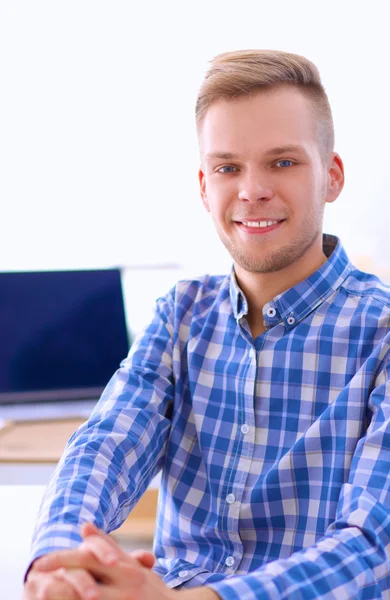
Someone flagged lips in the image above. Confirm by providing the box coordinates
[235,219,285,234]
[240,219,280,228]
[234,218,285,227]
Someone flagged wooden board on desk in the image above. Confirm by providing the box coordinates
[0,418,85,462]
[0,417,158,540]
[112,488,158,541]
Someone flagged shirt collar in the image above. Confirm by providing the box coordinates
[229,234,353,329]
[229,269,248,320]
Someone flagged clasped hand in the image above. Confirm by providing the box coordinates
[24,522,174,600]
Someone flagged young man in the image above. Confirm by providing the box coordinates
[24,50,390,599]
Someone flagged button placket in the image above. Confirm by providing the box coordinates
[266,306,277,318]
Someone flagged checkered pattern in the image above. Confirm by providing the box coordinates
[31,235,390,599]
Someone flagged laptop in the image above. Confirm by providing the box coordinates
[0,268,130,422]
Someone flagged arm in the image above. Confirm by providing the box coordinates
[206,355,390,600]
[27,525,221,600]
[28,290,176,566]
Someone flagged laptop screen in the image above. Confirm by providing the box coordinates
[0,269,130,404]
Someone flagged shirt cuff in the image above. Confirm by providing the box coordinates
[156,561,228,589]
[25,523,82,581]
[208,574,281,600]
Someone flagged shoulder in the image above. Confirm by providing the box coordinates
[174,274,229,302]
[157,274,230,324]
[342,268,390,309]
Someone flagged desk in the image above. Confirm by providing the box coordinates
[0,419,159,599]
[1,484,158,600]
[0,418,160,514]
[1,485,46,599]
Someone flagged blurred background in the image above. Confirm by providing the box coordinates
[1,0,389,337]
[1,4,389,595]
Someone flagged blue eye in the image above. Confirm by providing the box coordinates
[218,166,237,173]
[276,159,294,168]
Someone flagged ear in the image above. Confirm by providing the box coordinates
[325,152,344,204]
[199,167,210,213]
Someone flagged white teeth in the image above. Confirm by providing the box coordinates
[241,220,279,228]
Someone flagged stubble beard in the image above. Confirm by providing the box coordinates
[217,213,324,274]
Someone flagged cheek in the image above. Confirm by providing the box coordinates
[280,176,318,209]
[279,173,310,194]
[206,180,234,209]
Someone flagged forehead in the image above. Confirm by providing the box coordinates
[199,87,318,158]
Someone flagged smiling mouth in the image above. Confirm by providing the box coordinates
[234,218,286,229]
[239,219,281,228]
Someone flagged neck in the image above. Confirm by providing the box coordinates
[234,243,328,334]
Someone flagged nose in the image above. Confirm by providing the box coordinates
[237,172,274,203]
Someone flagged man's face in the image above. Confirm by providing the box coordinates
[198,86,343,275]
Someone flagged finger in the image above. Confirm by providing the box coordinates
[81,523,155,568]
[24,571,79,600]
[56,567,102,600]
[129,549,155,568]
[33,523,116,572]
[82,523,124,561]
[81,522,100,538]
[33,547,130,583]
[33,549,93,572]
[98,559,146,589]
[81,534,155,570]
[81,522,119,545]
[79,535,121,566]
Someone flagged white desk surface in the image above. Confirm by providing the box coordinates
[0,464,56,486]
[1,484,46,600]
[0,465,160,599]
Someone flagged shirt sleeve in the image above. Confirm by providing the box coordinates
[29,290,176,565]
[208,354,390,600]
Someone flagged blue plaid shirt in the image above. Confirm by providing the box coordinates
[31,235,390,599]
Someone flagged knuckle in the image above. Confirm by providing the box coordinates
[24,579,37,593]
[81,538,97,553]
[64,567,98,597]
[77,568,95,587]
[80,544,94,560]
[39,580,50,600]
[124,562,146,585]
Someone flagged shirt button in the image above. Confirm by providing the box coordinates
[226,493,236,504]
[249,348,256,359]
[178,570,189,578]
[266,306,276,317]
[287,315,295,325]
[241,424,249,435]
[225,556,235,567]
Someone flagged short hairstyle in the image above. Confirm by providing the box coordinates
[196,49,335,160]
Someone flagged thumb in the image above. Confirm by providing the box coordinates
[81,522,123,553]
[129,549,155,569]
[81,522,155,568]
[80,522,100,538]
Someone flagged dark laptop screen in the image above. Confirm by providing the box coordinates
[0,269,130,404]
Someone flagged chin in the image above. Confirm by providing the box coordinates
[232,248,299,274]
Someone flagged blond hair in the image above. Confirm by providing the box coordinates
[196,49,334,159]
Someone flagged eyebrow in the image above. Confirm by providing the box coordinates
[205,145,310,161]
[264,145,310,158]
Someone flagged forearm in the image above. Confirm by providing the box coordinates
[29,427,135,569]
[30,447,114,560]
[31,404,170,561]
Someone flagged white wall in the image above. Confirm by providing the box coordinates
[1,0,389,332]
